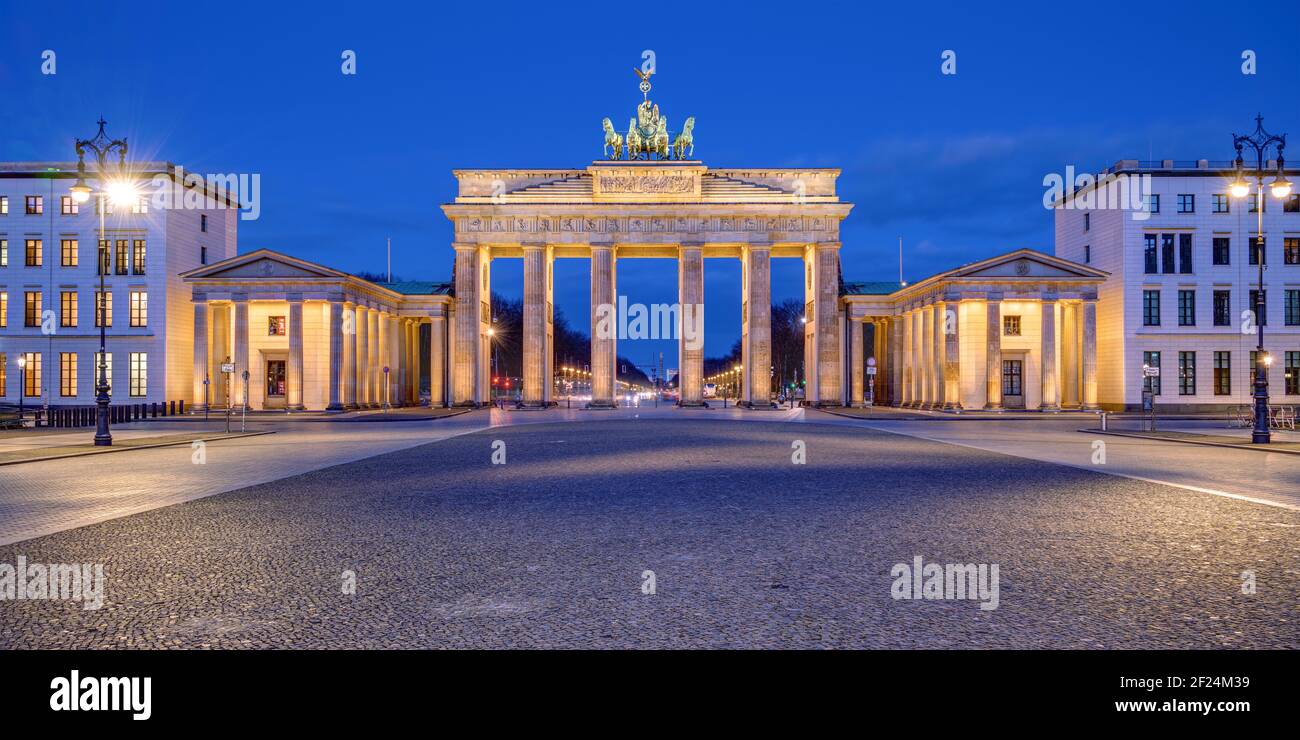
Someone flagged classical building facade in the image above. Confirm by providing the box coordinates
[1055,157,1300,410]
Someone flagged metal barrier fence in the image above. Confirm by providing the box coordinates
[18,400,186,428]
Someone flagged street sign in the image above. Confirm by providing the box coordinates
[1143,365,1160,378]
[866,367,877,376]
[220,363,235,373]
[867,357,876,367]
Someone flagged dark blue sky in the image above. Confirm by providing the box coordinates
[4,0,1298,364]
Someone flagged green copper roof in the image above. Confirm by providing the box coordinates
[373,281,453,296]
[841,281,903,296]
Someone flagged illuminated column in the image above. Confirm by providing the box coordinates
[850,319,865,407]
[589,243,617,407]
[342,301,357,409]
[192,298,209,411]
[522,243,554,406]
[900,309,913,405]
[368,307,380,407]
[210,304,230,408]
[741,243,772,406]
[1061,301,1080,408]
[678,243,705,406]
[453,243,486,406]
[930,301,945,409]
[1081,299,1099,410]
[943,300,961,410]
[430,313,446,407]
[232,295,249,409]
[984,296,1002,410]
[326,300,344,411]
[807,242,842,405]
[287,296,305,410]
[919,307,932,407]
[355,305,370,407]
[1040,298,1059,411]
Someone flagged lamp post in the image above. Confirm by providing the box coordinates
[1229,115,1292,444]
[16,355,26,423]
[69,119,131,447]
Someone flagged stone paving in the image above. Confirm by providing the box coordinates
[1,418,1296,649]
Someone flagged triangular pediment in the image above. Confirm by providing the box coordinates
[948,250,1107,280]
[181,249,349,281]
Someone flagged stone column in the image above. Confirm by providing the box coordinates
[453,243,484,406]
[943,300,961,410]
[741,243,772,407]
[192,298,209,411]
[904,308,915,405]
[889,316,903,406]
[232,295,249,410]
[678,243,705,406]
[984,297,1002,410]
[342,302,357,409]
[1061,301,1079,408]
[327,301,344,410]
[368,307,381,407]
[920,306,933,407]
[287,296,305,410]
[211,304,230,408]
[850,319,865,407]
[1040,298,1059,411]
[410,319,420,404]
[1081,299,1099,409]
[430,315,446,407]
[355,305,369,407]
[809,242,842,405]
[589,243,617,408]
[931,302,946,409]
[522,244,552,407]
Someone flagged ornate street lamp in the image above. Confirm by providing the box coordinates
[1230,115,1291,444]
[71,119,132,446]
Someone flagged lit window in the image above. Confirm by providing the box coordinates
[61,238,78,267]
[129,352,147,397]
[22,352,41,397]
[60,352,78,397]
[268,316,287,336]
[129,290,148,327]
[60,195,79,215]
[1002,315,1021,336]
[25,196,42,215]
[95,352,113,396]
[25,238,42,267]
[0,292,6,328]
[0,238,7,266]
[132,196,148,214]
[60,291,77,328]
[0,354,6,397]
[24,291,42,327]
[0,196,8,215]
[132,239,146,275]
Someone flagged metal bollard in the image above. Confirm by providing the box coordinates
[1099,411,1108,431]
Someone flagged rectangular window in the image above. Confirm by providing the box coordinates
[1285,237,1300,265]
[1287,289,1300,326]
[1212,237,1230,265]
[131,196,148,215]
[129,290,147,327]
[0,292,6,328]
[1177,194,1194,213]
[1001,360,1022,397]
[1178,290,1195,326]
[200,246,208,265]
[1145,194,1160,214]
[1002,315,1021,336]
[1144,234,1158,274]
[60,195,78,215]
[95,290,112,327]
[95,195,112,215]
[0,196,7,215]
[268,316,287,336]
[1161,234,1176,273]
[132,239,146,275]
[1286,194,1300,213]
[1213,351,1231,396]
[129,352,147,397]
[1249,289,1267,326]
[0,238,7,266]
[60,238,78,267]
[1083,213,1090,232]
[1143,351,1161,395]
[1212,193,1230,213]
[115,239,128,275]
[24,291,41,327]
[97,239,110,276]
[1083,245,1091,264]
[59,352,77,397]
[1178,233,1193,273]
[25,196,42,215]
[1213,290,1231,327]
[1249,236,1264,265]
[60,291,77,328]
[1249,195,1265,213]
[1287,352,1300,395]
[25,238,42,267]
[1143,289,1160,326]
[1178,351,1196,396]
[200,214,208,233]
[22,352,41,397]
[95,352,112,397]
